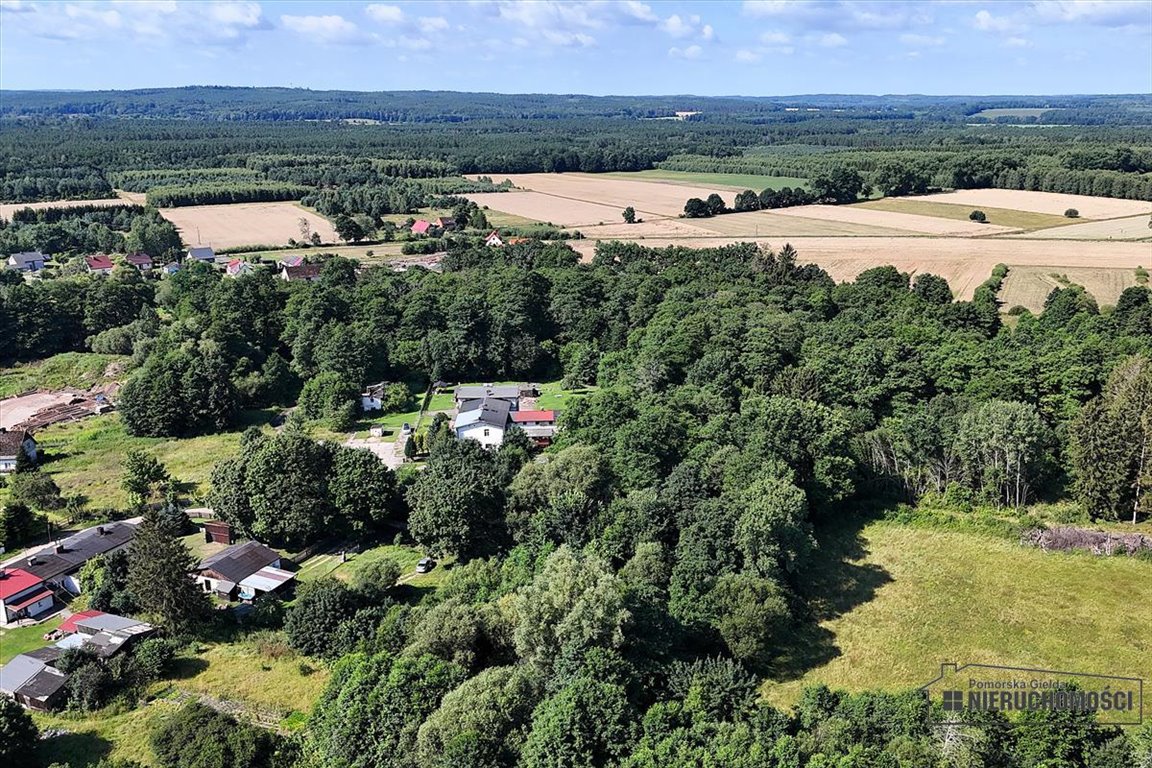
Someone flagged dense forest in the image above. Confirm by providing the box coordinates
[1,89,1149,204]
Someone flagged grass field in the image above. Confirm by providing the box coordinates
[999,265,1141,312]
[535,379,597,411]
[972,108,1054,119]
[602,169,809,191]
[37,410,272,508]
[0,352,126,399]
[855,197,1074,231]
[35,701,169,767]
[762,519,1152,707]
[0,613,65,664]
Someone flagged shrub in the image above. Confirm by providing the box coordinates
[969,210,987,222]
[1064,208,1080,218]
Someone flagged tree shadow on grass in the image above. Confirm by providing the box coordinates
[39,731,113,768]
[165,655,210,680]
[770,508,895,682]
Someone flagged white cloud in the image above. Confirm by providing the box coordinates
[759,30,791,44]
[1005,36,1032,47]
[735,48,762,62]
[282,14,372,44]
[1031,0,1151,27]
[815,32,847,47]
[974,9,1023,33]
[669,44,703,59]
[619,0,657,23]
[2,1,269,46]
[899,33,944,46]
[660,14,695,38]
[742,0,931,30]
[701,24,714,41]
[365,4,404,24]
[418,16,449,33]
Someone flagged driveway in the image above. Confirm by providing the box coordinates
[345,434,405,469]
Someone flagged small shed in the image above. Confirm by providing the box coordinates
[203,520,233,545]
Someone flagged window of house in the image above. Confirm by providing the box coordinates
[483,429,490,437]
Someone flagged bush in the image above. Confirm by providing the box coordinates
[1064,208,1080,218]
[969,210,987,222]
[133,638,176,681]
[151,701,280,768]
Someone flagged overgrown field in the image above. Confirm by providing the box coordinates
[0,352,125,399]
[763,520,1152,706]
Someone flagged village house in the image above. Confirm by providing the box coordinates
[434,216,456,231]
[194,540,294,602]
[84,253,115,275]
[5,250,47,272]
[0,568,56,626]
[162,261,181,276]
[124,252,153,271]
[360,381,398,412]
[278,254,305,268]
[454,384,523,413]
[511,410,559,446]
[186,245,216,263]
[0,611,155,711]
[0,429,37,473]
[280,263,322,282]
[411,220,432,235]
[226,258,255,278]
[18,521,139,596]
[484,231,504,247]
[454,399,512,449]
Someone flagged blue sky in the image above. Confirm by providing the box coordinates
[1,1,1149,95]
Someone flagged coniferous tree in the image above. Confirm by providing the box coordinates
[127,506,210,632]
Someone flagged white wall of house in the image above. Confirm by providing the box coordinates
[361,395,382,411]
[456,422,505,449]
[61,575,81,595]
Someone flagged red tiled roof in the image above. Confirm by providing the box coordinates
[411,220,432,234]
[124,252,152,265]
[510,410,556,423]
[7,589,53,612]
[59,609,105,634]
[0,568,45,601]
[85,254,114,270]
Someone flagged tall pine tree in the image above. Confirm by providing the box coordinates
[128,507,210,632]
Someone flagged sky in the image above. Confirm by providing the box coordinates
[1,0,1150,95]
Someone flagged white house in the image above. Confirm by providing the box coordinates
[454,399,511,449]
[0,430,37,473]
[0,568,56,626]
[484,231,504,247]
[6,251,47,272]
[361,382,399,412]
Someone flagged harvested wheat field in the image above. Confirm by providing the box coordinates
[569,236,1152,301]
[159,202,338,250]
[1008,214,1152,241]
[467,191,624,227]
[684,209,911,237]
[854,198,1073,231]
[909,189,1152,219]
[471,172,747,218]
[0,197,134,220]
[999,265,1141,313]
[769,204,1017,236]
[574,218,717,239]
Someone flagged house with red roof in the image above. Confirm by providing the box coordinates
[411,220,432,235]
[510,409,559,446]
[84,254,115,275]
[57,609,104,634]
[226,259,255,278]
[0,568,56,626]
[484,231,504,247]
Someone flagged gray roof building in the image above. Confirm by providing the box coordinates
[20,521,138,583]
[5,251,47,271]
[197,541,281,584]
[455,398,512,430]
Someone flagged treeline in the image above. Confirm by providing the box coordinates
[0,206,180,261]
[110,167,262,192]
[144,182,311,207]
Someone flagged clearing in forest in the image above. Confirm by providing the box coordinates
[762,520,1152,707]
[158,202,338,249]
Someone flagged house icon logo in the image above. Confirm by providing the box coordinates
[920,663,1144,726]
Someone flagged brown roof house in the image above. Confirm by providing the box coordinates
[194,541,294,601]
[0,429,37,473]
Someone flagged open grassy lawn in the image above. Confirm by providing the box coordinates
[38,410,274,509]
[762,519,1152,707]
[0,613,65,664]
[296,541,453,589]
[0,352,126,399]
[603,169,809,191]
[236,242,407,263]
[35,701,171,767]
[854,197,1075,231]
[535,379,597,411]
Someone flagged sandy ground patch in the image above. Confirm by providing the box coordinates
[769,204,1017,236]
[1005,214,1152,241]
[909,190,1152,220]
[0,392,77,430]
[159,203,338,250]
[0,198,133,220]
[568,236,1152,301]
[468,191,627,227]
[473,172,750,218]
[999,265,1140,313]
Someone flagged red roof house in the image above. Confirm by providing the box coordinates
[124,252,153,270]
[411,220,432,235]
[510,410,557,425]
[84,254,115,274]
[58,609,105,634]
[0,568,55,624]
